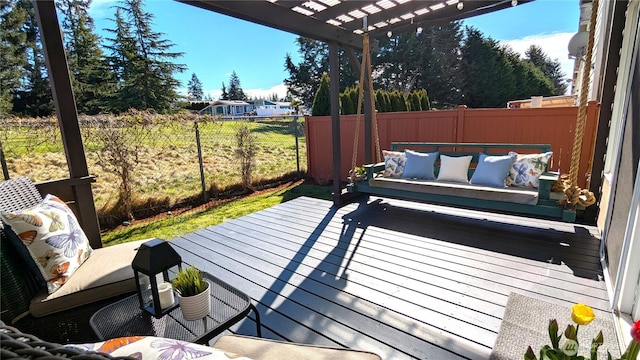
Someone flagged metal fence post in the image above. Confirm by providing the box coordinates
[0,141,9,180]
[194,121,208,202]
[294,116,300,175]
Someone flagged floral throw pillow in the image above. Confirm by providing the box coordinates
[507,151,553,188]
[0,194,93,294]
[382,150,406,177]
[68,336,254,360]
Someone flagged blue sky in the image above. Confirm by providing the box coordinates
[87,0,579,99]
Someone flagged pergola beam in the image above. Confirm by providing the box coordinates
[32,0,102,248]
[368,0,533,38]
[178,0,366,50]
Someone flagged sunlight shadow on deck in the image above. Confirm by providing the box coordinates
[355,196,603,280]
[169,196,609,360]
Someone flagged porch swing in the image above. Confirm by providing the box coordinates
[345,30,596,222]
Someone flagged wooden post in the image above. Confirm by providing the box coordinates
[294,116,300,174]
[329,42,342,206]
[33,0,102,248]
[455,105,467,143]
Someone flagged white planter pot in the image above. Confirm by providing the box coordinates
[177,281,210,321]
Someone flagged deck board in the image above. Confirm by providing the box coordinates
[169,196,610,360]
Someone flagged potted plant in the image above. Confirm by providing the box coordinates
[171,266,210,321]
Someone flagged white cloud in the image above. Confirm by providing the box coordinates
[245,84,288,100]
[88,0,117,18]
[179,84,287,101]
[501,32,576,83]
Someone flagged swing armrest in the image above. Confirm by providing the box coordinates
[364,162,385,179]
[538,171,559,200]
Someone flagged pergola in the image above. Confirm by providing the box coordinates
[32,0,586,247]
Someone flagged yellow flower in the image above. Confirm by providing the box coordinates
[571,303,595,325]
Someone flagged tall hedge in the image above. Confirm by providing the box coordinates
[311,74,331,116]
[331,87,432,115]
[340,92,354,115]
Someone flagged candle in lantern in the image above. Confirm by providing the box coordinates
[158,282,175,309]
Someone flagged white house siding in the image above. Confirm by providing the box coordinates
[596,0,640,345]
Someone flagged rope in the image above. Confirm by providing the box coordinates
[349,33,382,182]
[560,0,598,208]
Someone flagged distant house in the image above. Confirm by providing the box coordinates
[506,95,577,108]
[252,100,294,116]
[199,100,252,116]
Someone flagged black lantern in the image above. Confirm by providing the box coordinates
[131,239,182,318]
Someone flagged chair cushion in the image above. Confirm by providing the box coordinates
[68,336,254,360]
[0,194,93,294]
[29,239,148,317]
[1,223,46,287]
[213,334,382,360]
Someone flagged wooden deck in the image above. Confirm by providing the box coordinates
[169,196,610,360]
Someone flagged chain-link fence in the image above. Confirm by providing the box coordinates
[0,111,306,227]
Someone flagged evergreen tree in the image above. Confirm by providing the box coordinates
[371,22,463,109]
[0,0,27,115]
[11,0,53,116]
[375,90,385,112]
[104,8,137,112]
[383,91,392,112]
[57,0,111,114]
[220,82,228,100]
[414,22,464,108]
[459,27,515,108]
[409,91,421,111]
[349,87,359,114]
[105,0,185,113]
[284,37,357,108]
[311,73,330,116]
[525,45,567,95]
[340,88,358,115]
[419,89,431,110]
[227,71,246,100]
[374,33,422,93]
[187,72,203,100]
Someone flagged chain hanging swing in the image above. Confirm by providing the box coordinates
[348,33,382,183]
[558,0,598,209]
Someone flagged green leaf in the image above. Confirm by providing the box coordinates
[525,346,538,360]
[549,319,561,348]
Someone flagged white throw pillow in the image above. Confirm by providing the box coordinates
[437,155,473,183]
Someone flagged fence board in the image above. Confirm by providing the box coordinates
[305,102,599,189]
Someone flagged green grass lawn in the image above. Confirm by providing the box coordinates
[2,113,307,225]
[102,182,332,246]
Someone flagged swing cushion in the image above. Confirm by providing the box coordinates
[402,150,438,180]
[507,151,553,189]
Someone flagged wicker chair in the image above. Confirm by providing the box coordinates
[0,177,145,344]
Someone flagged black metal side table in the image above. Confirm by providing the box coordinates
[90,272,261,344]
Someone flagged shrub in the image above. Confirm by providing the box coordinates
[235,124,256,189]
[311,73,331,116]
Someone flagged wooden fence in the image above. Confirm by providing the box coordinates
[305,101,600,189]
